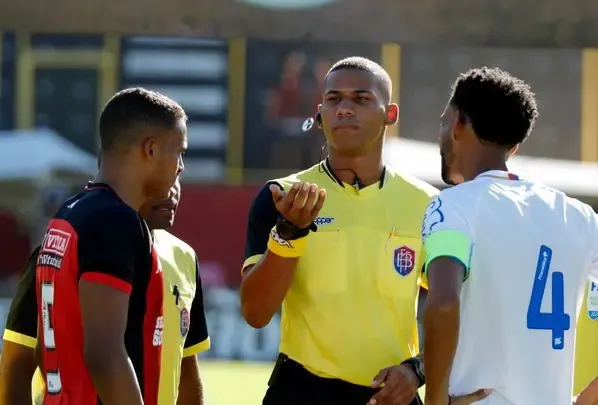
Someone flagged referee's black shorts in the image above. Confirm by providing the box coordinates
[263,354,424,405]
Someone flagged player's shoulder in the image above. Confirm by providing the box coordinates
[60,188,142,230]
[384,166,439,201]
[154,230,197,260]
[559,190,597,225]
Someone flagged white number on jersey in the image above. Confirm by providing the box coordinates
[41,282,62,393]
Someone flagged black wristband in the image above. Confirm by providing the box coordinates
[400,357,425,388]
[275,218,312,240]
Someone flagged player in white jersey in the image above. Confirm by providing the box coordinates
[420,67,598,405]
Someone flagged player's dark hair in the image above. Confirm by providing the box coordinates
[450,67,538,149]
[99,87,187,152]
[327,56,392,104]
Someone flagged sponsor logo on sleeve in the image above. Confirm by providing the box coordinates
[421,197,444,239]
[38,228,71,269]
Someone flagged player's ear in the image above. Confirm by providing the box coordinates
[507,144,519,158]
[452,109,466,141]
[141,137,156,160]
[385,104,399,125]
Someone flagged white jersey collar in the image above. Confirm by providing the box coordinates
[475,170,521,181]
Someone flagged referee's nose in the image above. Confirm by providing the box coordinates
[336,99,356,117]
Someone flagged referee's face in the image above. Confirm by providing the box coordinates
[319,69,386,155]
[140,179,181,230]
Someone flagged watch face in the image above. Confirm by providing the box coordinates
[277,223,295,239]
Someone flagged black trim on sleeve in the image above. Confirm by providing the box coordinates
[184,254,208,348]
[77,206,144,285]
[5,246,41,338]
[244,182,281,260]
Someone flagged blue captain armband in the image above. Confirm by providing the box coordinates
[424,230,473,280]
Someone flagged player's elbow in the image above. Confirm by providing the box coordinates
[426,291,460,314]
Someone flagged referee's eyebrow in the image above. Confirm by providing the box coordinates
[324,89,374,97]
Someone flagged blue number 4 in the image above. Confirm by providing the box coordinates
[526,245,571,350]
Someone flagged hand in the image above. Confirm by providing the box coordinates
[425,389,491,405]
[449,389,492,404]
[368,365,419,405]
[270,182,326,229]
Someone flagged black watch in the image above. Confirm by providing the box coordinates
[275,218,311,241]
[401,357,425,388]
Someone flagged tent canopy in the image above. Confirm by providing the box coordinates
[0,129,96,223]
[384,138,598,198]
[0,129,96,181]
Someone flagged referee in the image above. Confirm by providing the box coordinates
[240,57,441,405]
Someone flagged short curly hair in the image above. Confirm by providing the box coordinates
[450,67,538,148]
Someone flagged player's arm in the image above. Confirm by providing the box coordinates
[239,182,302,328]
[422,195,473,405]
[178,254,209,405]
[78,208,144,405]
[0,247,40,405]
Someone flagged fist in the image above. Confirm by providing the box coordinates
[270,182,326,229]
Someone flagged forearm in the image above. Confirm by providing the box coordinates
[423,296,460,404]
[177,356,203,405]
[85,349,143,405]
[240,252,298,328]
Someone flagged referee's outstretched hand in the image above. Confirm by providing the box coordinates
[270,182,326,229]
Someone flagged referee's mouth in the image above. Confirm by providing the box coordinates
[153,199,178,213]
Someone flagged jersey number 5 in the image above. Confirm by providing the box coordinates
[41,282,62,393]
[526,245,571,350]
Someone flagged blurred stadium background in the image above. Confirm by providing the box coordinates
[1,0,598,403]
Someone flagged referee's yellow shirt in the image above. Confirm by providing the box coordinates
[574,281,598,395]
[242,160,438,386]
[3,231,210,405]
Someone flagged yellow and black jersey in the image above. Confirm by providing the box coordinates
[242,159,438,386]
[574,281,598,395]
[3,231,210,405]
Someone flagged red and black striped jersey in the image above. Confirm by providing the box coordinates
[36,183,164,405]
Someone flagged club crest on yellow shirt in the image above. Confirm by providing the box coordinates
[588,281,598,321]
[394,246,415,276]
[180,307,190,337]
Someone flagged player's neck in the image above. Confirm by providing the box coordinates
[327,148,384,187]
[95,165,146,211]
[465,155,509,182]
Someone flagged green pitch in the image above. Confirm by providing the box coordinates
[202,361,272,404]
